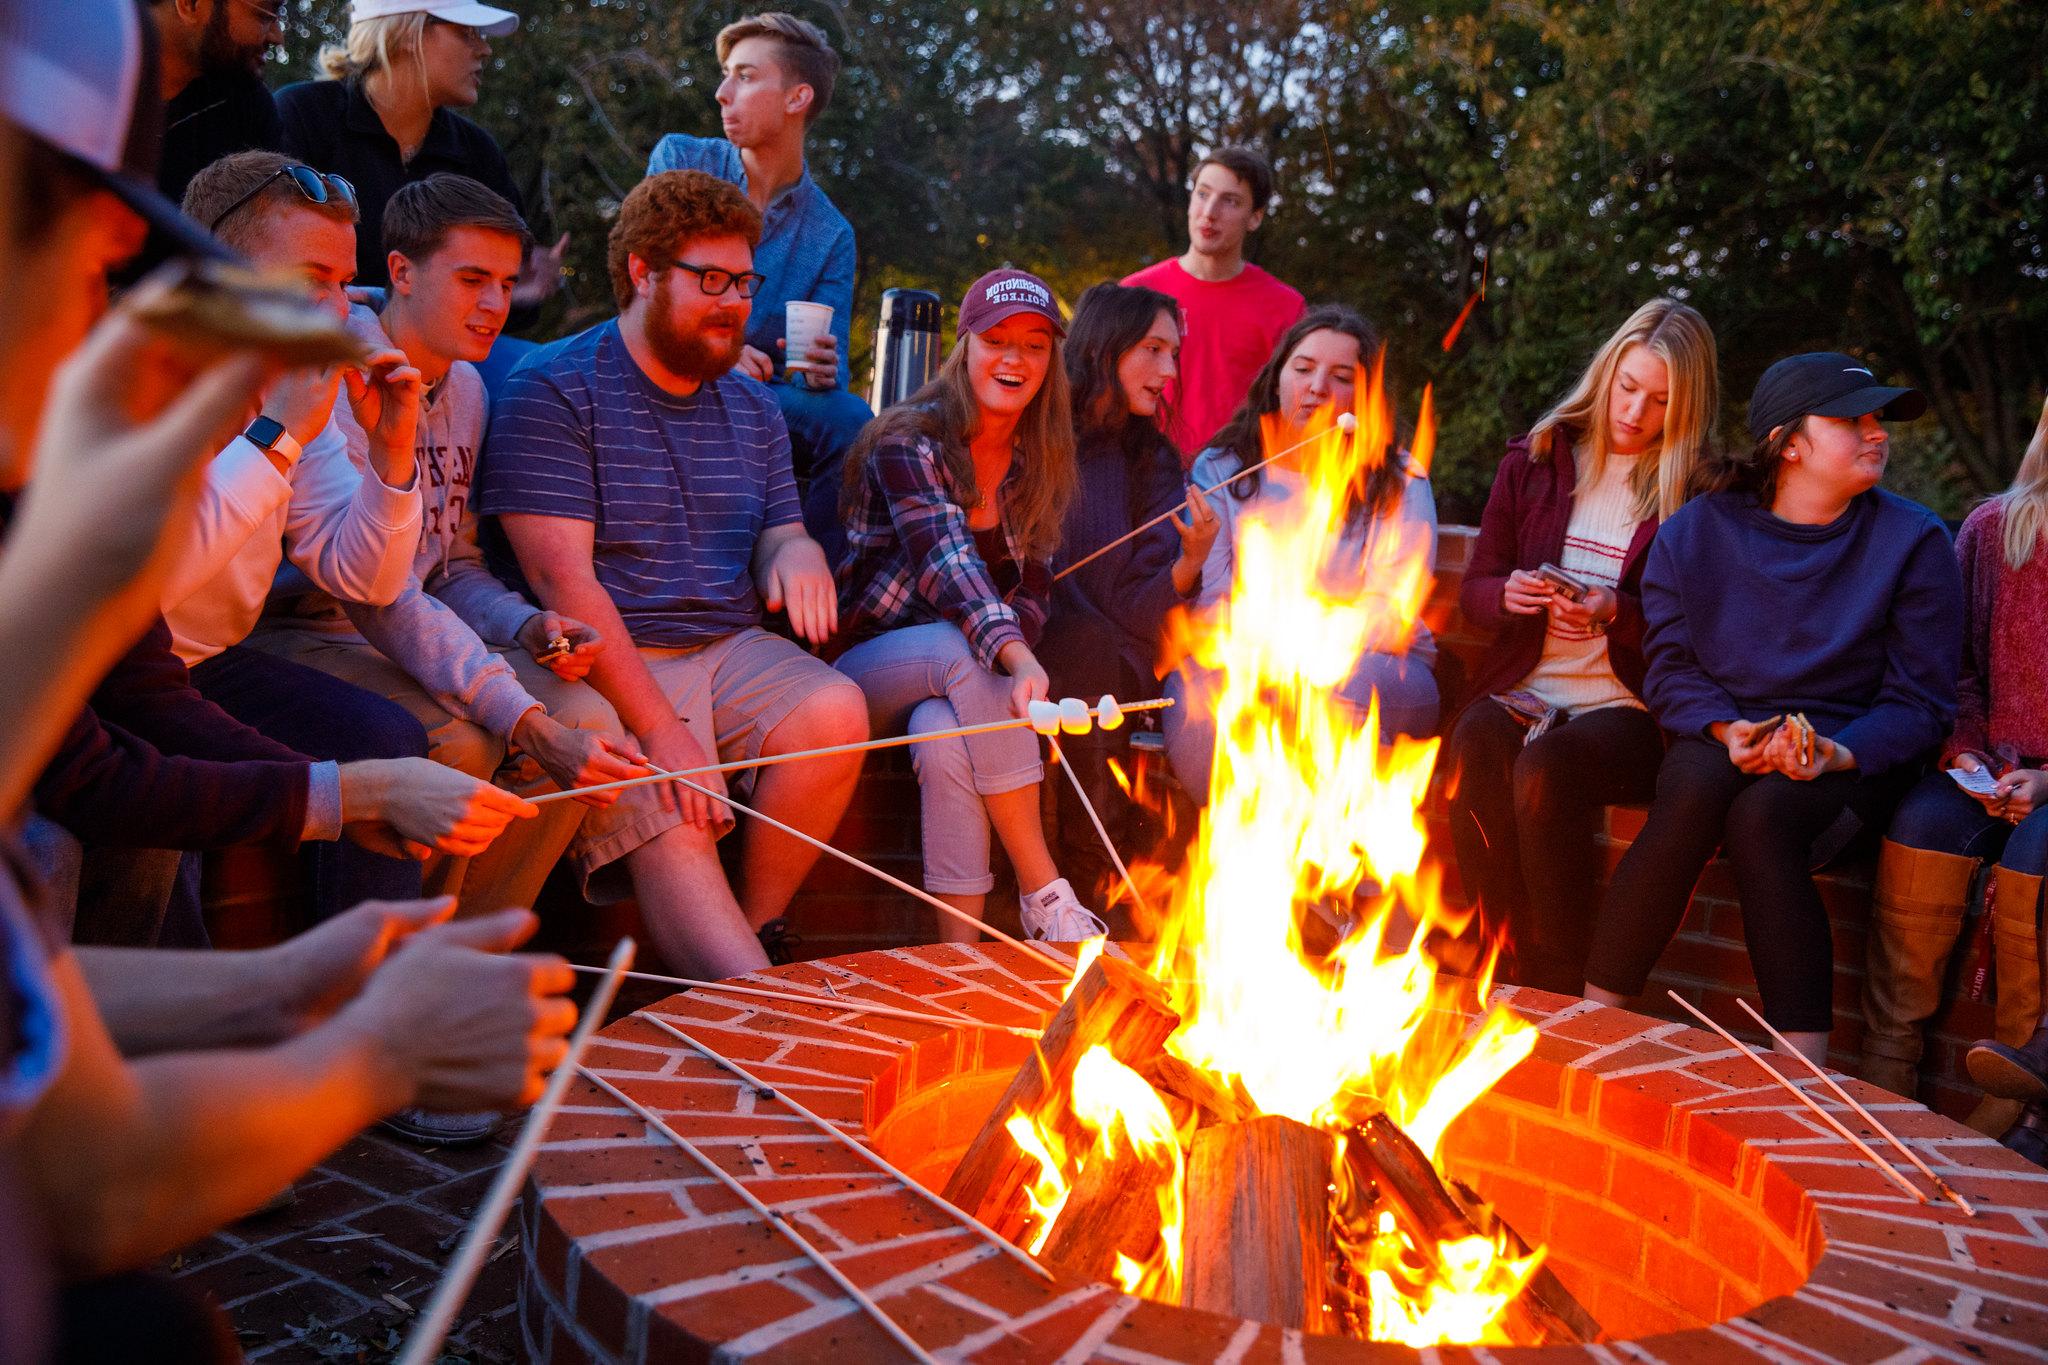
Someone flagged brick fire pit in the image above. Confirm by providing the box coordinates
[519,944,2048,1363]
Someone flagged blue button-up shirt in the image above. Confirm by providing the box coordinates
[646,134,857,388]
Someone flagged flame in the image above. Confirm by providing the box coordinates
[1011,355,1540,1342]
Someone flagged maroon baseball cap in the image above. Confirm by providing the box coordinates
[957,268,1066,339]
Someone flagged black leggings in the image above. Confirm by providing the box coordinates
[1445,700,1664,993]
[1585,735,1905,1032]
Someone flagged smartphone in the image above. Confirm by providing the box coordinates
[1534,562,1591,602]
[1949,766,2002,798]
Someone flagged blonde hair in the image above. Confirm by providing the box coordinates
[318,12,428,84]
[1998,397,2048,568]
[1529,297,1719,522]
[844,336,1078,561]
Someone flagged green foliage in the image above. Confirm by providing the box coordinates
[272,0,2046,522]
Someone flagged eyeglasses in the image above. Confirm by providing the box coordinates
[208,164,357,233]
[426,16,487,43]
[235,0,289,25]
[669,261,767,299]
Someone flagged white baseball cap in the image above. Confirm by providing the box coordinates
[349,1,521,37]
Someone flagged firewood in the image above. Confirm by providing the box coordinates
[1139,1054,1251,1134]
[1181,1114,1335,1332]
[1340,1113,1601,1345]
[943,954,1180,1242]
[1039,1136,1175,1284]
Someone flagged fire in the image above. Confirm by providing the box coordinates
[1003,354,1541,1343]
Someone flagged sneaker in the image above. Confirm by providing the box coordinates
[1018,878,1108,942]
[757,916,804,966]
[379,1107,501,1147]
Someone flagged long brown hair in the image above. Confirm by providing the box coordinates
[1064,281,1181,445]
[1529,297,1719,522]
[843,332,1078,560]
[1206,304,1403,521]
[1997,396,2048,568]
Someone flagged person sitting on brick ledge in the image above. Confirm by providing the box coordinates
[1445,298,1720,996]
[481,169,869,978]
[1162,304,1441,800]
[1041,282,1216,926]
[1862,395,2048,1166]
[1582,352,1964,1064]
[832,268,1105,944]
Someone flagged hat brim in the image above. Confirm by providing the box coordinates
[1808,384,1927,424]
[424,3,520,36]
[101,167,238,263]
[961,303,1067,340]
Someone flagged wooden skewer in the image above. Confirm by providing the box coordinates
[1665,991,1930,1205]
[640,1013,1055,1282]
[1047,735,1149,925]
[566,961,1044,1039]
[670,776,1071,1005]
[1735,998,1975,1217]
[526,698,1176,807]
[1053,417,1356,582]
[396,938,637,1365]
[578,1066,941,1364]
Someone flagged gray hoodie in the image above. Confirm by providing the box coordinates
[263,307,545,739]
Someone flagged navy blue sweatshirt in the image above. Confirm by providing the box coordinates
[1641,488,1962,777]
[1047,427,1195,686]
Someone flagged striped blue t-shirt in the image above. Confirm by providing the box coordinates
[477,320,801,647]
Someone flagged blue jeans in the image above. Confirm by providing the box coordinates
[1162,650,1441,802]
[189,645,429,917]
[833,623,1042,895]
[777,380,872,565]
[1888,772,2048,874]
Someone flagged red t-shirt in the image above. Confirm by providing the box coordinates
[1121,256,1306,463]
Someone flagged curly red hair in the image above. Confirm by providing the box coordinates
[607,171,763,312]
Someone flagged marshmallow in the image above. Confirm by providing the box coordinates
[1059,697,1092,734]
[1337,411,1358,434]
[1095,695,1124,731]
[1027,699,1061,735]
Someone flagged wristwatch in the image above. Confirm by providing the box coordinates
[244,416,303,470]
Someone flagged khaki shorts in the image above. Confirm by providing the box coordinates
[576,627,852,900]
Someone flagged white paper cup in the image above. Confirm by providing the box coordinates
[784,301,833,381]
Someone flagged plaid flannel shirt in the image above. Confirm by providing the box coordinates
[834,431,1051,670]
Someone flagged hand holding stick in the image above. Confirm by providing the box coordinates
[395,938,636,1365]
[1054,413,1358,582]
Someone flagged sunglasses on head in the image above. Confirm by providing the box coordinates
[208,164,357,233]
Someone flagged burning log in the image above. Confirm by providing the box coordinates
[1180,1115,1335,1332]
[1039,1132,1174,1285]
[1140,1054,1251,1134]
[943,955,1180,1242]
[1340,1113,1601,1345]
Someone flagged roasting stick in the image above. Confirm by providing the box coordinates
[1666,992,1930,1205]
[1046,735,1151,925]
[1736,998,1976,1217]
[670,776,1071,1003]
[578,1067,941,1364]
[1054,413,1358,582]
[565,962,1043,1038]
[640,1013,1056,1282]
[396,938,637,1365]
[569,961,1040,1035]
[526,697,1176,807]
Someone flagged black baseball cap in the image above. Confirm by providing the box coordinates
[1746,352,1925,440]
[0,0,233,261]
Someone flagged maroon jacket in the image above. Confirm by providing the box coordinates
[1457,428,1658,710]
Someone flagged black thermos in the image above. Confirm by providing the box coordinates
[868,288,942,412]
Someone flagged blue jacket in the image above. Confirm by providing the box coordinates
[1641,488,1963,776]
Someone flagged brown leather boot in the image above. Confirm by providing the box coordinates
[1965,865,2044,1135]
[1859,840,1977,1098]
